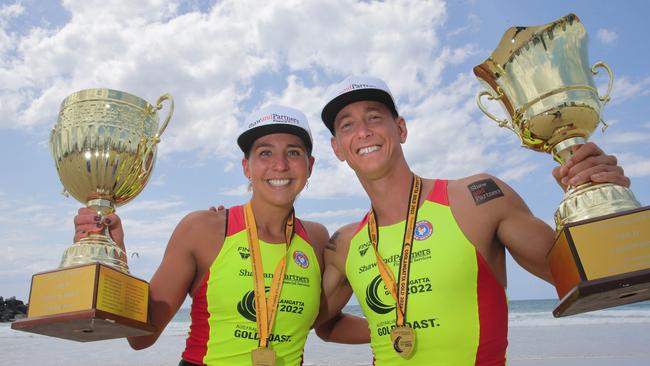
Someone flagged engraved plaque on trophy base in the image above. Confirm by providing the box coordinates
[548,207,650,317]
[11,263,154,342]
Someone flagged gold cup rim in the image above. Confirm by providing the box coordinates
[59,88,155,112]
[487,13,581,68]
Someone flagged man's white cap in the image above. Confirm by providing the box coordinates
[321,76,398,135]
[237,104,313,154]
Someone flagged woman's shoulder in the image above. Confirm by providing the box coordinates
[174,209,227,236]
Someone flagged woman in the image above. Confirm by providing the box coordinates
[74,105,362,365]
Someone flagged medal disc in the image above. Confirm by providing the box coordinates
[251,347,276,366]
[390,326,415,358]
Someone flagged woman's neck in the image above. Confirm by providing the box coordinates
[249,198,293,243]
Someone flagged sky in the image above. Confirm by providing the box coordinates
[1,0,649,306]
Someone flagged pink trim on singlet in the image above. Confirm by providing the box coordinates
[227,205,246,236]
[427,179,449,206]
[294,217,310,243]
[352,213,370,236]
[475,253,508,365]
[181,270,209,365]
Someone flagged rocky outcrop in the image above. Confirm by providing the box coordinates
[0,296,28,322]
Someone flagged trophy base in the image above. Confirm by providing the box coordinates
[553,268,650,317]
[11,308,155,342]
[548,206,650,317]
[11,263,154,342]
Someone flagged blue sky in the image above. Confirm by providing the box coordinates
[1,0,648,305]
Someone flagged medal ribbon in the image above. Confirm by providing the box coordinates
[244,202,295,349]
[368,175,422,327]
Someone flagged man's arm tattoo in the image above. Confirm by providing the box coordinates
[467,178,504,206]
[327,231,340,251]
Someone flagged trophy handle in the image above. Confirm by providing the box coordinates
[155,93,174,137]
[139,94,174,178]
[476,88,515,132]
[591,61,613,106]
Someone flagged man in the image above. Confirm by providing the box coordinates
[314,76,629,365]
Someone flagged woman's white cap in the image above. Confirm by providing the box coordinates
[237,104,313,154]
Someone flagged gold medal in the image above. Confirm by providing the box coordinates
[369,175,422,358]
[244,203,295,366]
[390,326,415,358]
[251,347,276,366]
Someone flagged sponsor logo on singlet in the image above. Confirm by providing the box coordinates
[233,324,293,343]
[413,220,433,241]
[365,275,435,315]
[358,248,432,274]
[293,250,309,269]
[365,275,396,314]
[358,241,371,256]
[237,289,306,321]
[237,288,267,322]
[238,246,250,259]
[238,269,311,287]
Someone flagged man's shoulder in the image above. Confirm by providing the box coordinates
[447,172,502,187]
[443,173,520,212]
[326,222,363,256]
[299,219,329,248]
[337,221,365,241]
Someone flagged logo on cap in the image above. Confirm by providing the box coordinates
[341,82,377,94]
[248,113,301,129]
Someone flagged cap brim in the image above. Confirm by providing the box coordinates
[321,89,397,135]
[237,124,313,155]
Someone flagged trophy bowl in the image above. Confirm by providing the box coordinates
[50,89,174,273]
[473,14,609,157]
[473,13,650,317]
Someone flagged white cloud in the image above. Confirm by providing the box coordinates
[118,199,185,214]
[601,132,650,145]
[615,152,650,178]
[221,183,251,197]
[300,208,367,221]
[447,13,480,38]
[596,28,618,45]
[1,0,580,202]
[609,75,650,104]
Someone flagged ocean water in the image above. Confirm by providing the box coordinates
[4,299,650,340]
[2,299,650,365]
[157,299,650,337]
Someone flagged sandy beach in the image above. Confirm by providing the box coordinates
[3,322,650,365]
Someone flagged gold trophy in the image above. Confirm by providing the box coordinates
[11,89,173,340]
[474,14,650,317]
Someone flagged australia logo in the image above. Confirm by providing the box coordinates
[237,287,269,321]
[365,275,396,314]
[413,220,433,241]
[293,250,309,269]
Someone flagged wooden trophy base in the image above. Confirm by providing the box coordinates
[548,206,650,317]
[11,263,155,342]
[552,268,650,317]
